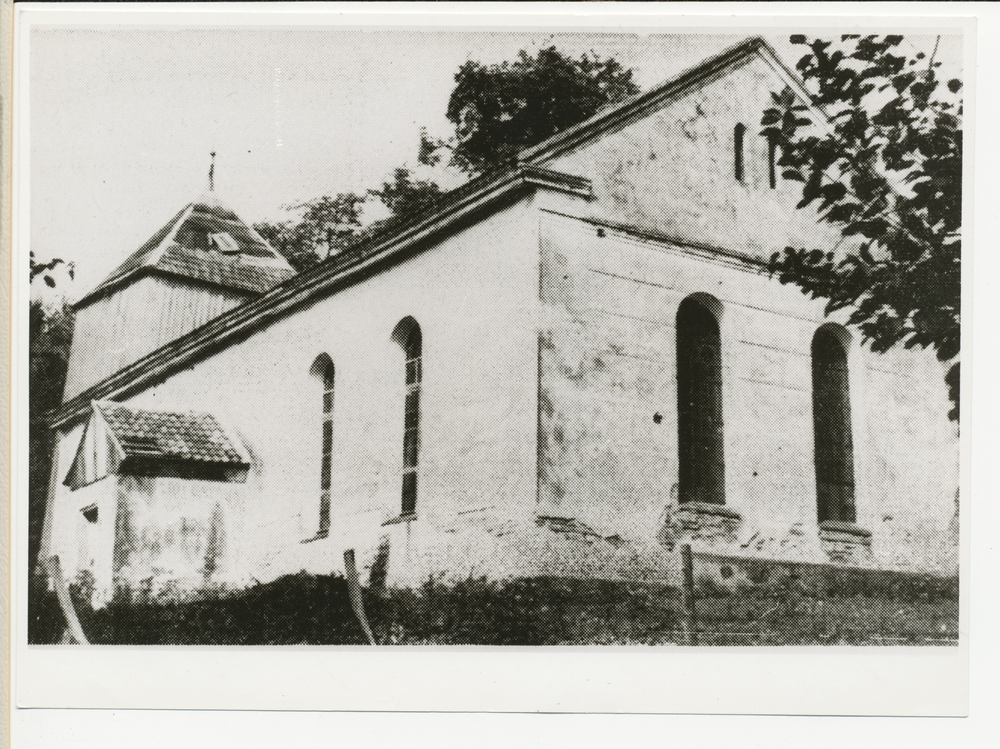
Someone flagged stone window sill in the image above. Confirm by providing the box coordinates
[819,520,872,539]
[382,513,417,527]
[676,502,742,521]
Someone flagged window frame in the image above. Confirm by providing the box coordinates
[399,323,422,517]
[811,328,857,525]
[734,123,746,182]
[675,297,726,507]
[308,355,335,539]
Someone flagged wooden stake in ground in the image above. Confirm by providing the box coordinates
[343,549,377,645]
[680,543,698,646]
[44,555,89,645]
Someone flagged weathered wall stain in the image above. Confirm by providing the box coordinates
[536,206,957,573]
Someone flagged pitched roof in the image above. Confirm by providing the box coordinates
[63,401,249,490]
[519,36,827,165]
[97,402,246,465]
[75,193,295,309]
[52,37,814,429]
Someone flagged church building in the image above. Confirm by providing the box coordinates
[40,38,959,606]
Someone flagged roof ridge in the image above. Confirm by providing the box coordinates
[74,193,293,310]
[518,35,771,165]
[147,201,195,267]
[51,163,592,428]
[95,399,221,419]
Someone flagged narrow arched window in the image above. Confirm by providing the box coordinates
[676,297,725,505]
[811,329,856,524]
[393,319,422,516]
[311,355,335,536]
[734,123,745,182]
[767,132,778,189]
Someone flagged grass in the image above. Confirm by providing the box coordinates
[29,565,958,646]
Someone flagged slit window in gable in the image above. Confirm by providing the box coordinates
[767,132,778,189]
[734,123,746,182]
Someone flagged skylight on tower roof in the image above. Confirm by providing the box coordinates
[209,232,241,254]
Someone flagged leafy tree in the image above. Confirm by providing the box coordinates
[369,167,446,222]
[439,46,640,175]
[28,253,76,575]
[30,251,70,287]
[256,46,640,267]
[761,35,961,419]
[254,192,366,272]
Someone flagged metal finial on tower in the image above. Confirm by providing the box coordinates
[209,151,216,192]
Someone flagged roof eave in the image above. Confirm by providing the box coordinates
[72,267,150,310]
[72,263,264,310]
[518,35,833,166]
[49,164,592,429]
[518,36,769,165]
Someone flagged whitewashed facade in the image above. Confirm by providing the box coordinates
[42,38,959,605]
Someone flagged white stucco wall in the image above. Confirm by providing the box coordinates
[521,52,958,576]
[44,50,959,595]
[538,53,843,261]
[50,195,544,588]
[536,208,958,574]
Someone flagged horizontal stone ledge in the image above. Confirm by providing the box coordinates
[675,502,742,520]
[819,520,873,539]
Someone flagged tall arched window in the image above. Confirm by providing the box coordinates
[767,132,778,189]
[734,123,746,182]
[811,329,856,523]
[676,297,725,505]
[311,355,335,536]
[393,318,422,516]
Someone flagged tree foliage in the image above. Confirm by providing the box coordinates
[30,251,72,287]
[441,46,640,175]
[369,167,446,221]
[28,253,76,574]
[257,46,640,266]
[254,193,366,272]
[761,35,961,419]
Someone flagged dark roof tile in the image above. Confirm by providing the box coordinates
[77,193,295,308]
[97,402,246,465]
[155,245,295,295]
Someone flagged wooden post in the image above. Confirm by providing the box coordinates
[344,549,376,645]
[680,543,698,646]
[44,555,89,645]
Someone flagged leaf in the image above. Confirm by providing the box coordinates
[757,35,961,416]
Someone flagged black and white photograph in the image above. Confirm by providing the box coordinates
[10,4,973,719]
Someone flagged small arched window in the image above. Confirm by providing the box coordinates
[393,318,422,516]
[811,329,856,524]
[734,123,746,182]
[311,354,335,536]
[676,297,725,505]
[767,132,778,189]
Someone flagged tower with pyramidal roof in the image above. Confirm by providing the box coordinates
[62,163,295,401]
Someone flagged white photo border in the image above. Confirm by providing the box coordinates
[9,2,980,721]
